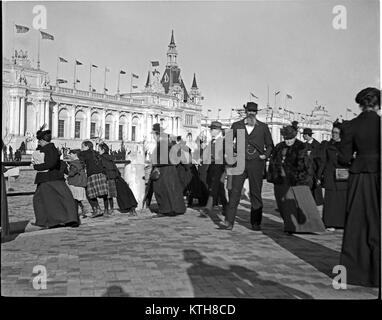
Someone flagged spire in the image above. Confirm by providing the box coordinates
[170,29,175,46]
[191,73,198,89]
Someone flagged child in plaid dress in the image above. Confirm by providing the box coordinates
[98,143,119,215]
[78,140,109,218]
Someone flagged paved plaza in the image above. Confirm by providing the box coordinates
[1,170,379,298]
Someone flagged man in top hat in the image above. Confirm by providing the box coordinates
[302,128,324,206]
[222,102,274,230]
[201,121,227,216]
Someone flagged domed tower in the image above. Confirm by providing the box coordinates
[189,73,202,105]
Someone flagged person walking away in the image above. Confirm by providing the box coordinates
[267,123,325,234]
[338,87,380,287]
[8,146,13,162]
[66,149,89,219]
[222,102,274,231]
[78,140,109,218]
[98,142,120,215]
[302,128,324,207]
[318,121,349,230]
[201,121,227,217]
[31,125,79,228]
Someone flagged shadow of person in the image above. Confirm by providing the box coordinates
[183,249,313,299]
[102,285,130,297]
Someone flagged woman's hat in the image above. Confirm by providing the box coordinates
[209,121,223,130]
[152,123,165,133]
[281,125,297,140]
[302,128,313,135]
[36,124,52,141]
[244,102,258,112]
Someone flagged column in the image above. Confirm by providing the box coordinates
[69,105,76,139]
[10,96,21,135]
[19,97,25,136]
[114,112,120,141]
[52,104,59,138]
[176,117,180,136]
[100,109,106,139]
[127,112,132,141]
[86,108,91,139]
[171,117,174,135]
[44,100,50,128]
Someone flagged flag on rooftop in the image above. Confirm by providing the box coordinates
[275,91,280,95]
[151,61,160,67]
[92,64,98,68]
[40,30,54,40]
[250,92,258,99]
[286,94,293,99]
[132,85,138,89]
[15,24,29,33]
[120,70,126,74]
[57,79,68,84]
[346,108,352,112]
[58,57,68,63]
[76,60,83,65]
[132,73,139,79]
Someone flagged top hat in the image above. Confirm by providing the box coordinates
[209,121,223,130]
[152,123,165,133]
[244,102,258,112]
[302,128,313,135]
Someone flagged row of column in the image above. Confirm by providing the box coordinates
[145,114,181,139]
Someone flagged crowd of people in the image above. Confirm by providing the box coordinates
[0,86,380,289]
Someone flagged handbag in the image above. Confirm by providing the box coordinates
[335,168,349,181]
[150,167,161,181]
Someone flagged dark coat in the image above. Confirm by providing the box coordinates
[318,140,349,190]
[338,110,380,173]
[231,119,274,160]
[267,139,313,187]
[78,149,104,177]
[99,153,120,180]
[67,159,87,187]
[304,138,322,178]
[33,143,65,184]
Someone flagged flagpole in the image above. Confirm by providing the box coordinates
[274,92,277,109]
[12,21,16,63]
[89,63,92,92]
[37,29,41,70]
[117,72,120,95]
[267,85,270,108]
[130,73,133,96]
[104,67,107,94]
[56,57,59,86]
[73,61,77,90]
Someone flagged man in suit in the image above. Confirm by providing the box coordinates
[201,121,227,216]
[302,128,324,206]
[222,102,274,231]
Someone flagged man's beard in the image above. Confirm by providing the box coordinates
[246,114,256,126]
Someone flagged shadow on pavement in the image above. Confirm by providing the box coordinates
[183,249,313,299]
[236,200,340,278]
[102,285,130,297]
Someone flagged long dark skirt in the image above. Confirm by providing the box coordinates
[274,182,326,233]
[176,164,193,194]
[115,176,138,211]
[33,180,79,228]
[340,172,380,287]
[187,165,208,205]
[323,188,346,228]
[311,184,324,206]
[153,166,186,215]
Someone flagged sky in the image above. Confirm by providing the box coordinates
[2,0,380,120]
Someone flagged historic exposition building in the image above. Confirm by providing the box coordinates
[2,31,203,152]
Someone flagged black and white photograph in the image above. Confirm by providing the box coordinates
[1,0,381,307]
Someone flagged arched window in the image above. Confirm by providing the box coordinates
[131,116,139,142]
[90,112,101,139]
[74,110,86,139]
[119,115,128,141]
[58,109,69,138]
[105,114,114,140]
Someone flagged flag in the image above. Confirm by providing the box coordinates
[151,61,159,67]
[218,108,222,111]
[15,24,29,33]
[76,79,80,83]
[105,67,110,72]
[104,88,109,92]
[346,108,352,112]
[132,85,138,89]
[57,79,67,84]
[132,73,139,79]
[92,89,96,92]
[353,113,357,116]
[92,64,98,68]
[120,70,126,74]
[286,94,293,99]
[250,92,258,99]
[76,60,83,65]
[40,31,54,40]
[208,109,212,112]
[275,91,280,95]
[58,57,68,63]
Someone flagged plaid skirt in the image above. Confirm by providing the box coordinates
[86,173,108,199]
[107,179,117,198]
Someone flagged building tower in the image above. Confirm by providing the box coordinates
[189,73,202,105]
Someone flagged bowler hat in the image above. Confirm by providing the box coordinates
[244,102,258,112]
[209,121,223,130]
[302,128,313,135]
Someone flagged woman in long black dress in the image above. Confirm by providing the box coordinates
[338,87,380,287]
[32,126,79,228]
[267,123,325,234]
[151,124,186,216]
[318,122,350,229]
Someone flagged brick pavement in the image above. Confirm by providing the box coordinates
[1,170,380,298]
